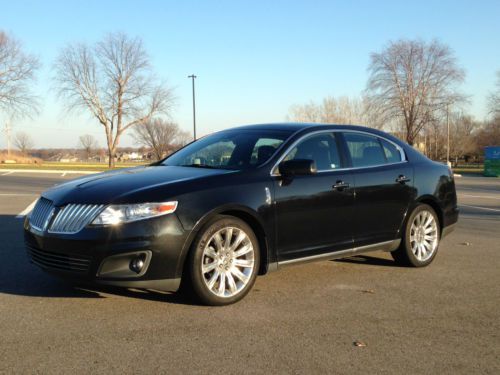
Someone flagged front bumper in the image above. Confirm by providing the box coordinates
[23,213,189,292]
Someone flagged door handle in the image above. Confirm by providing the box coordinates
[396,175,411,184]
[332,180,350,191]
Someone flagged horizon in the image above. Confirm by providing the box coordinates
[1,0,499,149]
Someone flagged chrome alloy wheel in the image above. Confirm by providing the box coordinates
[410,210,439,262]
[201,226,255,298]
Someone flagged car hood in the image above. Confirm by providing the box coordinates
[42,165,235,205]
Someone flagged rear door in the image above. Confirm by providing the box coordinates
[342,131,413,247]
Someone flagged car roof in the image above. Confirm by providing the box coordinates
[230,123,425,160]
[232,122,381,133]
[227,123,313,132]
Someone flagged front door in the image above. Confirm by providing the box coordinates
[273,132,355,262]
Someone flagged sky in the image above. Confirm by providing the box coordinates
[1,0,499,149]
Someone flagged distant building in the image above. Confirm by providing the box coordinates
[59,156,79,163]
[117,152,143,162]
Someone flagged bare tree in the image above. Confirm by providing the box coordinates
[132,119,185,160]
[176,130,192,147]
[14,131,34,154]
[426,117,445,160]
[0,31,40,117]
[288,101,322,123]
[489,71,500,116]
[288,95,382,127]
[449,113,478,164]
[54,32,174,167]
[475,118,500,153]
[79,134,99,160]
[366,39,465,145]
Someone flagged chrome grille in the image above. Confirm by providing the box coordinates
[30,197,55,231]
[49,204,104,234]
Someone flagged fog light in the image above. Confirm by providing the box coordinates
[130,256,145,273]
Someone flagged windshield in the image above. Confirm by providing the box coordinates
[163,129,292,170]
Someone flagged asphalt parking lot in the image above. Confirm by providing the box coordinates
[0,171,499,374]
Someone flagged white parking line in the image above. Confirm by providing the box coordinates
[0,193,39,196]
[459,204,500,212]
[16,199,38,218]
[61,172,67,177]
[1,171,14,176]
[458,194,500,200]
[0,169,96,174]
[459,187,500,193]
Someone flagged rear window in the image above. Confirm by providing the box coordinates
[381,139,402,163]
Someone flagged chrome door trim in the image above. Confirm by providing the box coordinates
[277,239,401,266]
[271,128,408,177]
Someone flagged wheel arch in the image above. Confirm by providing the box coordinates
[415,195,444,234]
[175,204,271,280]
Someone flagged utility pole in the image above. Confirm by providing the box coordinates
[446,103,450,167]
[188,74,197,140]
[2,122,12,157]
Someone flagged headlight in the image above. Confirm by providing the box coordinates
[91,201,178,225]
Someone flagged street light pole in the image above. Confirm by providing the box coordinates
[188,74,197,140]
[2,122,12,157]
[446,103,450,167]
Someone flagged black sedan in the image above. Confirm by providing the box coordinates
[24,123,458,305]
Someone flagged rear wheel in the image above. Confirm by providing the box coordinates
[187,215,260,306]
[392,204,440,267]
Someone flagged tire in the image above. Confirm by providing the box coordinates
[391,204,441,267]
[186,215,260,306]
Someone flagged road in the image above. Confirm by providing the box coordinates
[0,172,499,374]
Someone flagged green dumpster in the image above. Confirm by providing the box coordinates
[484,146,500,177]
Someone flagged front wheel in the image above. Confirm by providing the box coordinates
[392,204,440,267]
[187,215,260,306]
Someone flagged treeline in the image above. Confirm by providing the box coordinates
[289,96,500,163]
[288,40,500,163]
[1,31,179,167]
[28,147,149,162]
[2,31,500,167]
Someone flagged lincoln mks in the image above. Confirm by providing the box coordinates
[24,123,458,305]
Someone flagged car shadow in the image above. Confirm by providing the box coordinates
[0,215,197,305]
[335,254,401,267]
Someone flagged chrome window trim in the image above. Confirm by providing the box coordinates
[270,129,408,176]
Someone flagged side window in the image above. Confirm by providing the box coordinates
[284,133,341,171]
[380,139,402,163]
[249,138,283,165]
[344,132,387,168]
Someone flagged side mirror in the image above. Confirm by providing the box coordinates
[279,159,317,177]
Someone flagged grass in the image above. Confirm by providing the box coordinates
[453,167,484,174]
[0,161,148,171]
[452,165,500,177]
